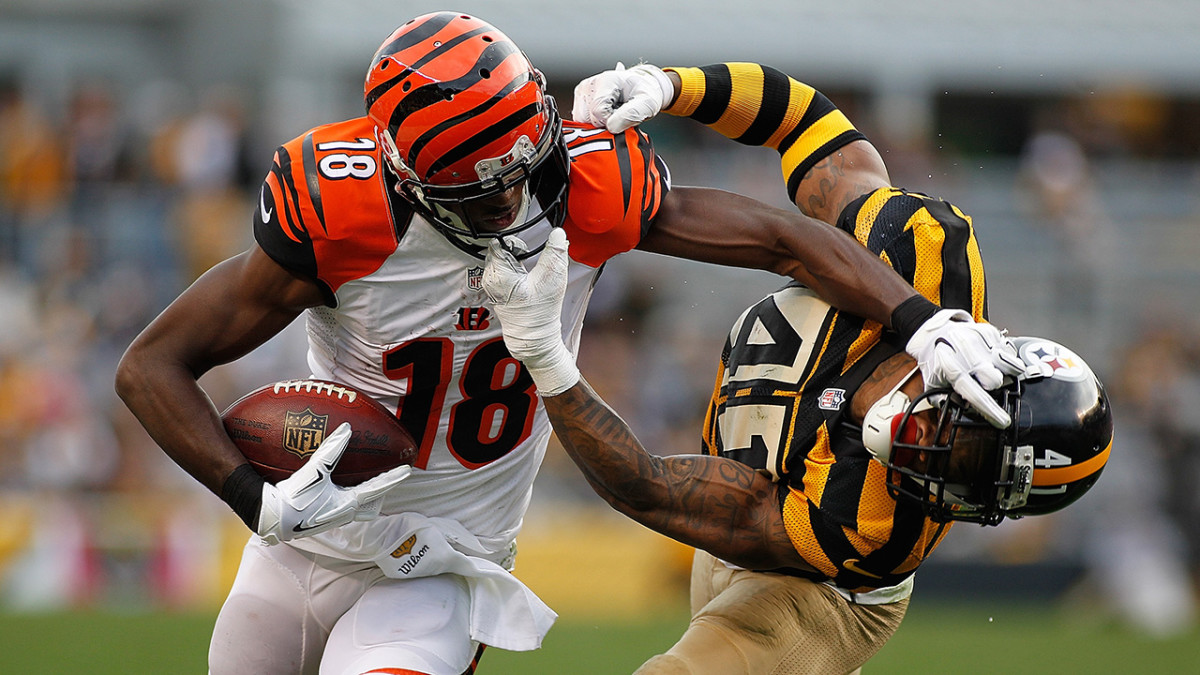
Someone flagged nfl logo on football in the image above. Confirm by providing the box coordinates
[467,266,485,291]
[284,408,329,458]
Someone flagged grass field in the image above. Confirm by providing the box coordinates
[1,602,1197,674]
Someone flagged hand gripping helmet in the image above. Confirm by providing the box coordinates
[364,12,570,258]
[862,336,1113,526]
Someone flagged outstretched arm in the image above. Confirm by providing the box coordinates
[574,62,890,226]
[577,62,1023,426]
[483,230,813,572]
[640,185,913,335]
[545,378,812,572]
[660,64,891,225]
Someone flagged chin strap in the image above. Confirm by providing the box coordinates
[861,366,929,463]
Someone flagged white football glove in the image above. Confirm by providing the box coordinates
[257,422,412,546]
[482,228,580,396]
[906,309,1024,428]
[572,62,675,133]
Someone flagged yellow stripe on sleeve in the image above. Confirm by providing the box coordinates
[766,79,816,149]
[707,62,766,141]
[663,66,706,116]
[778,109,857,185]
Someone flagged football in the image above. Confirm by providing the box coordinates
[220,379,418,486]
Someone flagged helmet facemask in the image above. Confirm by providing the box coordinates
[885,386,1037,526]
[862,373,1034,527]
[860,336,1110,527]
[378,98,569,258]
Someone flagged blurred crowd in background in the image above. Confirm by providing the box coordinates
[3,6,1200,642]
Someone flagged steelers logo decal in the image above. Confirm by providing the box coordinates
[1019,340,1089,382]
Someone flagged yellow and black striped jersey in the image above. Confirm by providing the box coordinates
[701,188,989,592]
[665,60,994,590]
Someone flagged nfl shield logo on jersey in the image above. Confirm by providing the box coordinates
[467,266,485,291]
[283,408,329,458]
[818,388,846,411]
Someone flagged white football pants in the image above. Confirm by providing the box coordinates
[208,536,479,675]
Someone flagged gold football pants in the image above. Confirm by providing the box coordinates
[635,549,907,675]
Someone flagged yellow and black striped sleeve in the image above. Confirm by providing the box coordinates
[663,63,866,204]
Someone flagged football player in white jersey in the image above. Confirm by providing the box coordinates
[115,13,1017,675]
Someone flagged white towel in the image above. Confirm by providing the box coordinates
[290,514,556,652]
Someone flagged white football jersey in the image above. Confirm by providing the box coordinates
[302,216,597,553]
[253,115,670,560]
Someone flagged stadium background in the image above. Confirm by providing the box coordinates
[1,0,1199,671]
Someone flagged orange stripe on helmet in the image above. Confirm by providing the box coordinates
[1032,440,1111,486]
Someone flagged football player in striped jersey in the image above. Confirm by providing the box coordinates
[485,224,1112,675]
[552,63,1113,673]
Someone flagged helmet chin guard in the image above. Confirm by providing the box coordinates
[862,365,930,463]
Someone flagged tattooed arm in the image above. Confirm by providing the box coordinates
[790,142,890,226]
[484,225,800,573]
[545,378,817,574]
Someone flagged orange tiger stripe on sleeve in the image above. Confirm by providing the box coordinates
[561,123,668,267]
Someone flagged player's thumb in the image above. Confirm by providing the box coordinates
[354,465,413,502]
[531,229,570,289]
[955,375,1011,428]
[482,238,524,303]
[485,237,524,273]
[310,422,353,471]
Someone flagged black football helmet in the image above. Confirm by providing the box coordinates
[864,336,1113,526]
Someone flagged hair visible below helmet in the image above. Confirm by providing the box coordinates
[869,336,1113,526]
[363,12,569,257]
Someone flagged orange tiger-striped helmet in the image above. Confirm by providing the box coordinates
[364,12,569,256]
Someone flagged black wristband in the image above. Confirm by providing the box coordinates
[890,295,941,343]
[220,464,266,531]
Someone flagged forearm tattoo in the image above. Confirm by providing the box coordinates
[545,381,801,570]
